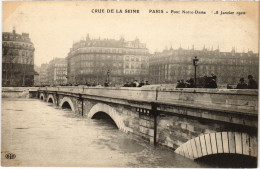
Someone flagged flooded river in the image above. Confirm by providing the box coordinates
[1,98,213,167]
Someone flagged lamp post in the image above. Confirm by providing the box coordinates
[107,69,110,84]
[193,56,199,87]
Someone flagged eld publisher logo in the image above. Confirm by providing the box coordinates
[5,153,16,159]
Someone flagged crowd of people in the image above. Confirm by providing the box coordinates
[39,74,258,90]
[43,79,150,88]
[176,79,195,88]
[235,75,258,89]
[176,73,217,89]
[176,73,258,89]
[122,80,150,87]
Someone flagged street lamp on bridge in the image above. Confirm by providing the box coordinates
[193,56,199,87]
[107,69,111,84]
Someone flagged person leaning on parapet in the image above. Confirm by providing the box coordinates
[186,78,195,88]
[133,80,139,87]
[247,75,258,89]
[236,78,247,89]
[176,79,186,88]
[104,80,109,87]
[207,73,217,88]
[145,80,150,85]
[176,80,181,88]
[123,81,130,87]
[202,75,209,88]
[138,80,145,87]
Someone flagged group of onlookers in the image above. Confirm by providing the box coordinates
[176,74,258,89]
[38,74,258,90]
[235,75,258,89]
[176,79,195,88]
[123,80,150,87]
[176,73,218,89]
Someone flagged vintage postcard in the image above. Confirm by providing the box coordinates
[1,1,259,168]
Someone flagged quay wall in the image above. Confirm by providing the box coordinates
[2,87,39,98]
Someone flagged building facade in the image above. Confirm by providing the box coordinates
[39,63,49,86]
[54,59,67,85]
[67,35,149,85]
[149,47,259,85]
[34,65,40,86]
[2,29,35,87]
[46,58,67,86]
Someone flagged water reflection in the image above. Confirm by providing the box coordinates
[2,98,211,167]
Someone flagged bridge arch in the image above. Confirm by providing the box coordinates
[39,93,45,100]
[60,97,75,112]
[175,132,257,160]
[88,103,132,133]
[47,95,55,103]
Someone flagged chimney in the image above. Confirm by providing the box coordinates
[13,26,16,34]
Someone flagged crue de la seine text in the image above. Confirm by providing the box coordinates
[91,9,246,16]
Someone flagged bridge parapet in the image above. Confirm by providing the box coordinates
[83,87,156,101]
[157,88,258,113]
[39,86,258,114]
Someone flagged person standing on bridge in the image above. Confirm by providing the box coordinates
[236,78,247,89]
[145,80,150,85]
[133,80,139,87]
[138,80,145,87]
[247,75,258,89]
[104,80,109,87]
[176,79,186,88]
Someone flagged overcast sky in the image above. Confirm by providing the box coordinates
[3,1,259,66]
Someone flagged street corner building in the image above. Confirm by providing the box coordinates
[66,34,149,85]
[2,28,36,87]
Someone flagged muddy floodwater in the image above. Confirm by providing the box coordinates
[1,98,214,167]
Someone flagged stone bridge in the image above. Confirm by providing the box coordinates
[37,86,258,160]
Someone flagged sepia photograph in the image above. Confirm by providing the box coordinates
[1,1,259,168]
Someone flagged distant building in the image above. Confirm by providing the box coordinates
[54,59,67,85]
[34,65,40,86]
[2,28,35,86]
[67,35,149,85]
[47,58,67,86]
[149,47,259,85]
[39,63,49,86]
